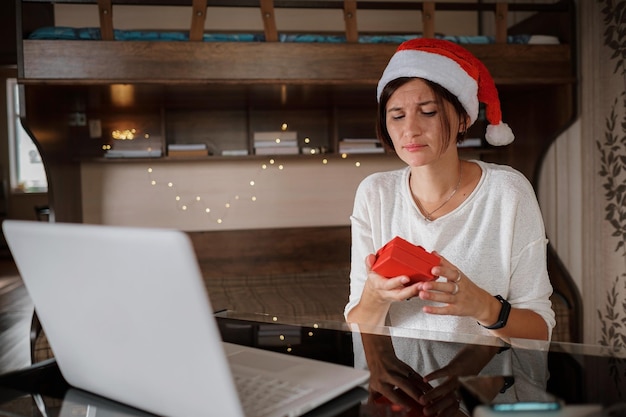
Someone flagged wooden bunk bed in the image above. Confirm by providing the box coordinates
[15,0,581,342]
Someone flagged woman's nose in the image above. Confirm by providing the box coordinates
[404,114,422,136]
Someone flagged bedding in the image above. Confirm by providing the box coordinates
[29,26,553,45]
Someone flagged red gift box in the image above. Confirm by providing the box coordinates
[372,236,439,282]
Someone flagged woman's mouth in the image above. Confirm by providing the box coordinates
[403,143,427,152]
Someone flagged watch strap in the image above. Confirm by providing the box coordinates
[479,295,511,330]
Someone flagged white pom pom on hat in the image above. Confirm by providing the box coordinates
[377,38,514,146]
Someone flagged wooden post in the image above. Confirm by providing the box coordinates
[422,2,435,39]
[190,0,208,42]
[97,0,114,41]
[495,2,508,44]
[260,0,278,42]
[343,0,358,43]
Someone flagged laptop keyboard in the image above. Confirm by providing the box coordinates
[234,373,314,417]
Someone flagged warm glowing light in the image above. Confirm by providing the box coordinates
[269,159,275,164]
[261,164,268,170]
[250,181,255,186]
[341,153,348,159]
[287,347,292,352]
[151,180,156,185]
[313,323,319,328]
[111,129,136,140]
[110,84,135,107]
[217,219,223,224]
[195,196,201,201]
[281,123,288,131]
[275,138,281,144]
[205,208,211,213]
[175,196,180,201]
[278,165,284,170]
[322,159,328,164]
[144,133,150,139]
[279,335,285,341]
[168,182,173,187]
[308,332,313,337]
[251,196,257,201]
[225,203,230,208]
[181,205,187,210]
[147,168,152,173]
[355,162,361,167]
[304,137,310,144]
[272,316,278,322]
[309,149,317,155]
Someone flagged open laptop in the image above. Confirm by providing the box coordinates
[2,220,369,417]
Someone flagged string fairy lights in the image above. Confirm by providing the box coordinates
[138,126,369,226]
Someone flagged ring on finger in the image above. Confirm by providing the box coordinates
[452,282,459,295]
[454,270,462,283]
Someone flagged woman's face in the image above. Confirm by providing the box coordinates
[385,78,461,167]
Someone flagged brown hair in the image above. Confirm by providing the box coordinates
[376,77,469,154]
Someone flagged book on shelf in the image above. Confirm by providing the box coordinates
[221,149,249,156]
[104,149,163,158]
[338,138,384,154]
[457,138,483,148]
[167,149,208,158]
[167,143,208,151]
[338,147,385,154]
[254,146,300,155]
[253,131,298,142]
[253,139,298,148]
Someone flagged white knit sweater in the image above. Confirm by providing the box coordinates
[345,160,555,338]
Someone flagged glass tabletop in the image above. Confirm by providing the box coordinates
[0,310,624,417]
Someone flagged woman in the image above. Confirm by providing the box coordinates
[344,38,555,341]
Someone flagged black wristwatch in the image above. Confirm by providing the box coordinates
[479,295,511,330]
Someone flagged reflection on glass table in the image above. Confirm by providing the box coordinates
[0,311,624,417]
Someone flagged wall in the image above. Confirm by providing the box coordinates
[81,156,404,231]
[53,3,479,36]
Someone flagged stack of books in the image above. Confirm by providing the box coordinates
[253,131,299,155]
[221,149,249,156]
[457,138,483,148]
[338,138,384,154]
[104,149,163,158]
[167,143,208,158]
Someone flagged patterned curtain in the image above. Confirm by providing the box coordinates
[580,0,626,399]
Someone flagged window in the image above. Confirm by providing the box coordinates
[6,78,48,193]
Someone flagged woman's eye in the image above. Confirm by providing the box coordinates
[422,111,437,117]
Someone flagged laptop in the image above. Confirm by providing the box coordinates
[2,220,369,417]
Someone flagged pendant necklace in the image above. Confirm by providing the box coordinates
[414,164,463,222]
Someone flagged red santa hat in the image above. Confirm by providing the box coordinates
[377,38,514,146]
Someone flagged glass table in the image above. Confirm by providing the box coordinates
[0,310,624,416]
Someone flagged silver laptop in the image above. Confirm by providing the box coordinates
[2,220,369,417]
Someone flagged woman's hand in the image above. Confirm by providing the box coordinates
[362,334,432,413]
[363,254,423,303]
[415,253,498,325]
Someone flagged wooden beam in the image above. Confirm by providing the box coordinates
[190,0,208,41]
[343,0,358,43]
[495,2,508,44]
[260,0,278,42]
[97,0,114,40]
[422,2,435,38]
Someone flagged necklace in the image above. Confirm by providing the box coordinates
[414,164,463,221]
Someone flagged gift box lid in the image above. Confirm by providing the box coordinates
[372,236,439,282]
